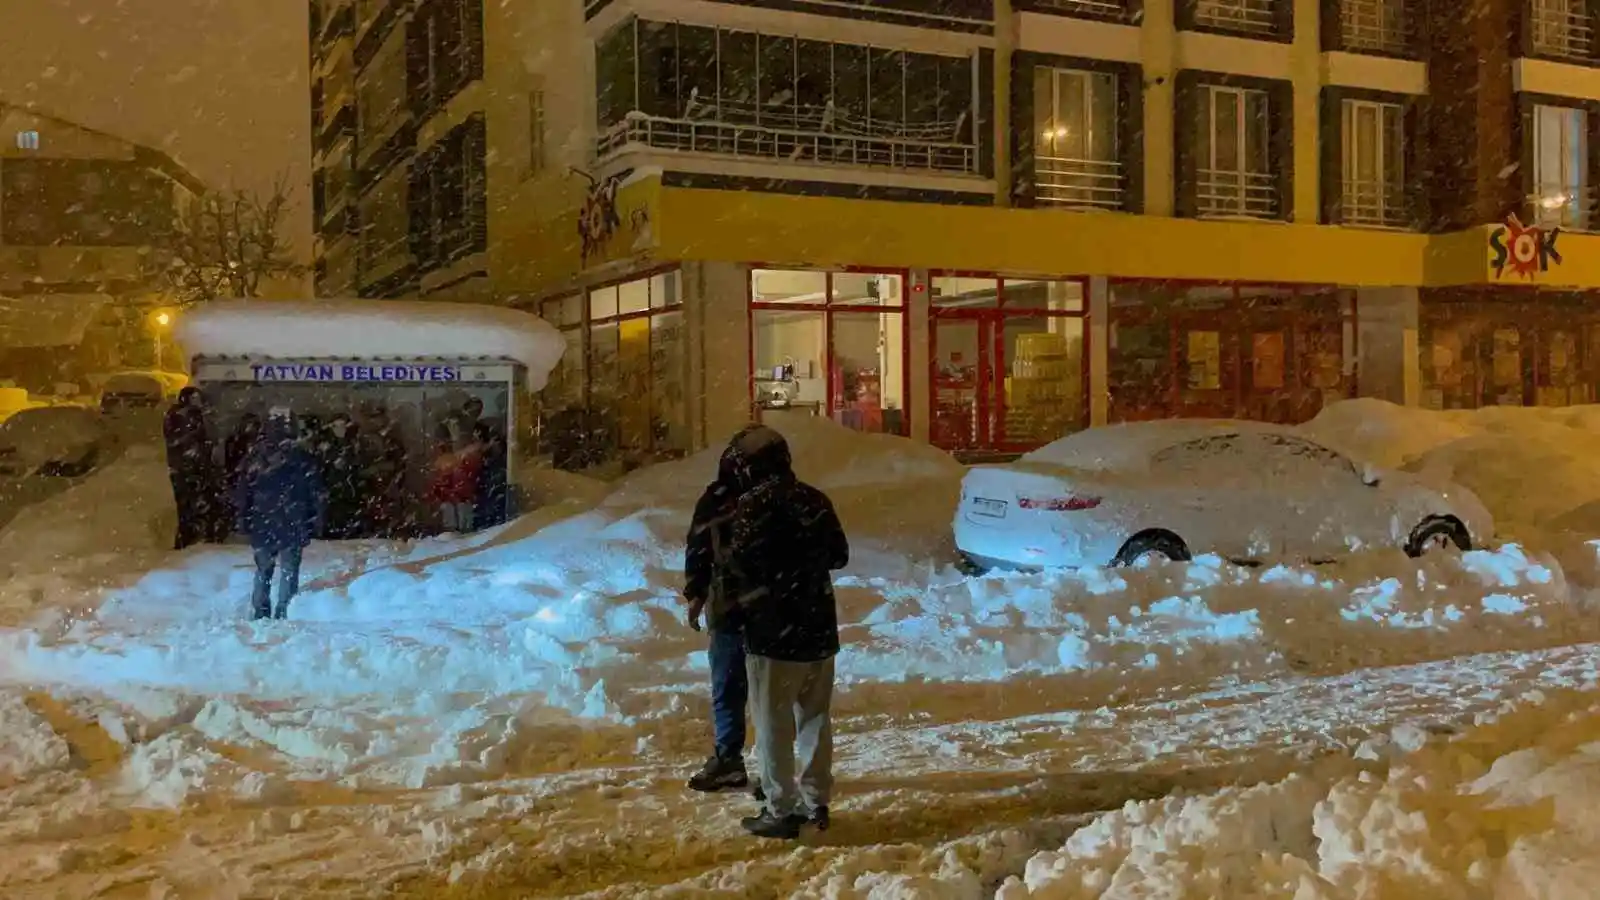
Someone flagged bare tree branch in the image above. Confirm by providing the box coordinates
[150,171,306,307]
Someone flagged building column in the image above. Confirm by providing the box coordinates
[1089,276,1110,425]
[1354,286,1419,407]
[1289,0,1323,223]
[908,270,932,442]
[1140,0,1177,217]
[687,260,752,449]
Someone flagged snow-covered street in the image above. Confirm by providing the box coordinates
[6,402,1600,897]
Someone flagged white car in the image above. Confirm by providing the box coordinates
[953,420,1494,572]
[0,405,108,478]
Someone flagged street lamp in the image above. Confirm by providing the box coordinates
[153,312,172,369]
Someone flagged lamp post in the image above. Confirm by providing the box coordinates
[153,311,171,369]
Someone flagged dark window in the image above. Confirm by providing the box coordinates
[721,30,759,122]
[832,43,870,126]
[869,48,905,128]
[595,21,637,128]
[678,24,718,116]
[758,34,797,129]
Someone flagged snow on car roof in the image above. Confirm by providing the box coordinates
[1022,419,1335,470]
[176,299,565,391]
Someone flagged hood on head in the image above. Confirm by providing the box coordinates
[727,424,791,486]
[262,414,298,448]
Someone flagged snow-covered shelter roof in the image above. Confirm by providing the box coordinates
[175,300,565,390]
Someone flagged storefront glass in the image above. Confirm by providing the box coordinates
[750,269,908,435]
[1108,281,1353,424]
[1421,291,1600,410]
[538,293,584,410]
[929,276,1088,453]
[583,269,687,457]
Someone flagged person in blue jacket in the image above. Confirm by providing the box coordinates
[234,408,326,620]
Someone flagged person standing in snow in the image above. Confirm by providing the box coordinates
[683,440,756,795]
[359,405,409,538]
[472,419,510,528]
[163,386,218,550]
[724,425,849,840]
[234,408,325,621]
[217,412,263,541]
[322,413,365,539]
[427,435,481,533]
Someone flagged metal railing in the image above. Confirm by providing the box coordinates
[1528,184,1595,231]
[1035,157,1125,210]
[596,112,981,176]
[1342,180,1408,228]
[1192,0,1279,34]
[1031,0,1128,16]
[1197,169,1278,218]
[1530,0,1594,61]
[1341,0,1411,54]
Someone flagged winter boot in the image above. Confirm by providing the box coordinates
[809,805,829,832]
[741,809,809,840]
[688,753,749,793]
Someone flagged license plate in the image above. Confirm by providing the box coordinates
[972,498,1007,518]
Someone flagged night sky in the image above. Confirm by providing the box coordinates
[0,0,313,262]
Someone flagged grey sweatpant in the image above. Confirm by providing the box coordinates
[746,653,834,817]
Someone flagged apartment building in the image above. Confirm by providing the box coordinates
[331,0,1600,459]
[308,0,488,302]
[0,103,205,383]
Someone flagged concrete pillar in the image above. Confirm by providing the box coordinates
[1140,0,1177,217]
[1354,286,1419,406]
[994,0,1014,207]
[908,269,932,442]
[1089,276,1110,425]
[1290,0,1323,223]
[693,260,753,446]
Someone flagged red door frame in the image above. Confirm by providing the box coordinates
[927,274,1091,453]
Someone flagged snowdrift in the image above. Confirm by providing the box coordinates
[176,299,566,390]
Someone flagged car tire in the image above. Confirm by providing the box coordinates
[956,554,991,577]
[1405,516,1471,558]
[1112,530,1192,567]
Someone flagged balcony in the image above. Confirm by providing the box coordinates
[596,110,981,177]
[1025,0,1130,18]
[1529,184,1595,231]
[1340,0,1410,55]
[1197,169,1279,219]
[1529,0,1594,62]
[1035,157,1126,210]
[1190,0,1279,35]
[1342,179,1408,228]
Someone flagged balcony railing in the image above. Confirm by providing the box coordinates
[1197,169,1279,218]
[597,111,981,176]
[1036,157,1125,210]
[1530,0,1594,61]
[1342,180,1408,228]
[1341,0,1410,54]
[1192,0,1279,34]
[1030,0,1128,17]
[1529,184,1595,231]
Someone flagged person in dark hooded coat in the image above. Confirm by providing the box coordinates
[163,386,218,550]
[723,425,849,840]
[683,441,753,794]
[234,409,325,620]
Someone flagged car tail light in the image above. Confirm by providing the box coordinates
[1017,495,1101,512]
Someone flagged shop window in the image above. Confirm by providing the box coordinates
[1000,316,1084,446]
[832,272,902,307]
[932,277,1000,308]
[1003,279,1084,312]
[752,269,828,304]
[589,320,621,419]
[650,270,678,307]
[754,308,828,413]
[832,311,906,436]
[578,270,687,457]
[651,310,688,452]
[589,285,619,319]
[618,277,649,314]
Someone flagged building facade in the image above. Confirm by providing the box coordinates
[0,104,205,385]
[309,0,489,302]
[318,0,1600,459]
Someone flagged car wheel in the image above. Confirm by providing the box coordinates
[1112,530,1192,567]
[956,554,991,577]
[1405,516,1471,558]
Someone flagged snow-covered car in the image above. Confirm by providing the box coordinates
[98,370,187,416]
[0,405,109,478]
[953,420,1494,572]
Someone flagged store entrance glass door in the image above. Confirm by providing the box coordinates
[931,311,1087,453]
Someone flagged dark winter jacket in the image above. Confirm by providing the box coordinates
[163,390,214,475]
[474,423,510,527]
[234,419,326,552]
[725,426,849,662]
[224,417,261,490]
[684,444,746,633]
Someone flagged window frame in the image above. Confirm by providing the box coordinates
[1176,71,1292,222]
